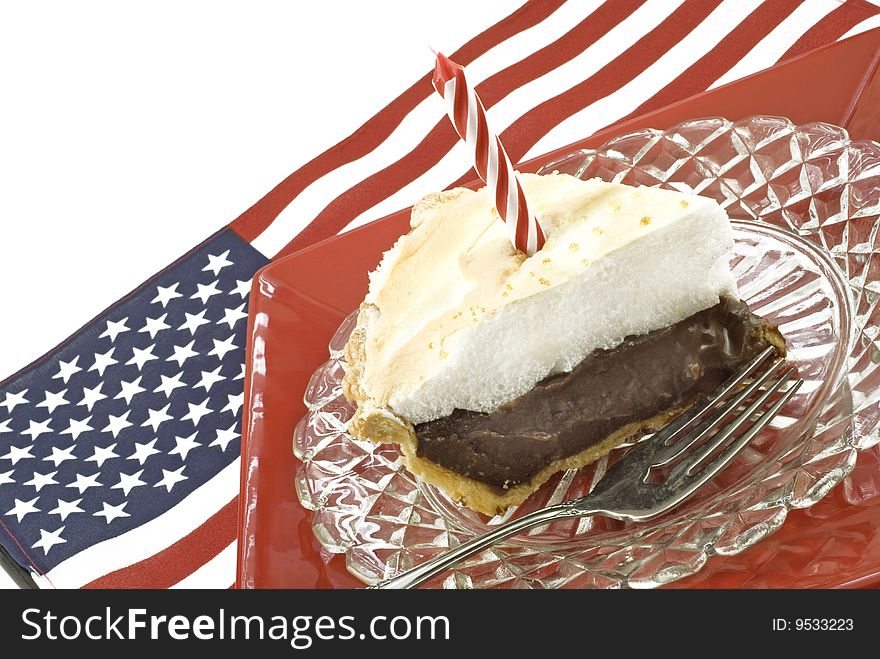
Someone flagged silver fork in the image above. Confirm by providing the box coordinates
[372,346,801,589]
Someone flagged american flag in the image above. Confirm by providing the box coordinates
[0,230,266,588]
[2,0,879,588]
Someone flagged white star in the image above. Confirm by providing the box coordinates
[32,526,66,555]
[221,392,244,417]
[5,496,40,522]
[60,415,93,441]
[234,363,246,381]
[191,280,222,305]
[139,313,171,340]
[167,340,198,367]
[89,347,118,376]
[230,278,251,299]
[36,388,69,414]
[181,398,212,426]
[53,356,82,384]
[179,309,211,336]
[86,442,119,467]
[67,472,101,494]
[126,344,158,371]
[208,335,237,360]
[154,372,187,398]
[115,376,146,405]
[194,365,226,393]
[0,419,9,433]
[210,423,240,451]
[128,438,160,465]
[99,317,130,343]
[102,410,132,438]
[0,470,14,485]
[22,418,53,441]
[78,382,107,411]
[217,303,248,330]
[43,445,77,467]
[204,249,233,276]
[111,469,147,496]
[24,470,58,492]
[141,403,174,433]
[49,498,84,521]
[0,445,34,465]
[151,282,183,308]
[155,465,187,492]
[1,390,28,413]
[169,431,201,461]
[94,501,130,524]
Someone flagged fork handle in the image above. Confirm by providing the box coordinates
[370,503,585,589]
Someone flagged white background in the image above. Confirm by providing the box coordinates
[0,1,511,379]
[0,0,513,589]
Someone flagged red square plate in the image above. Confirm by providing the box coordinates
[237,30,880,589]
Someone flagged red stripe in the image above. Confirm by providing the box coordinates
[515,182,531,252]
[475,97,490,179]
[453,71,470,138]
[495,142,510,222]
[496,0,723,168]
[229,0,565,243]
[276,0,646,256]
[779,0,879,62]
[82,496,237,589]
[619,0,803,124]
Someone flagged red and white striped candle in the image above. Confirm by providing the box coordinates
[432,52,545,256]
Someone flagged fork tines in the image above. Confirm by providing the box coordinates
[648,347,803,502]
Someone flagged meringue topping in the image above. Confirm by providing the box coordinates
[357,172,737,424]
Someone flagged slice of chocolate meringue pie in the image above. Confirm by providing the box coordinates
[343,172,785,516]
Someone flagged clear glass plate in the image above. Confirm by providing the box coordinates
[293,116,880,588]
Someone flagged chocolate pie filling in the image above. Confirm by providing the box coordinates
[415,297,783,491]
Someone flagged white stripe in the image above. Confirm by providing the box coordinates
[340,0,682,234]
[483,0,686,143]
[525,0,769,159]
[487,134,499,186]
[444,77,458,138]
[465,81,478,147]
[170,539,237,589]
[505,157,518,237]
[44,457,240,588]
[443,77,457,125]
[250,0,601,256]
[526,208,537,255]
[32,572,54,589]
[710,0,841,89]
[839,13,880,40]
